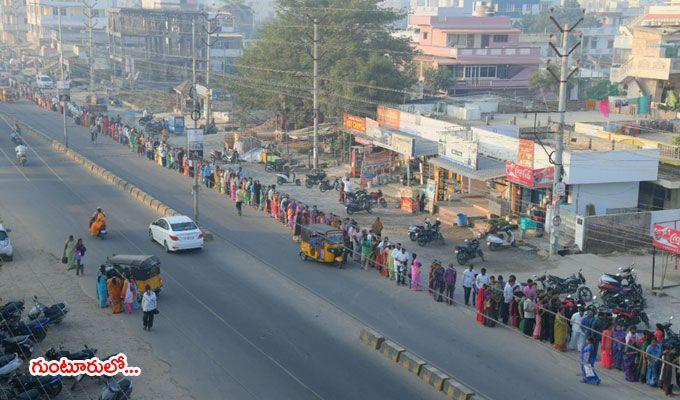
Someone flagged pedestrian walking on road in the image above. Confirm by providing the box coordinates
[142,285,157,331]
[462,265,475,306]
[568,307,585,351]
[96,265,109,308]
[74,238,86,276]
[63,235,76,271]
[581,337,601,385]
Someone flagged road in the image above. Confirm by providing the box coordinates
[0,100,663,400]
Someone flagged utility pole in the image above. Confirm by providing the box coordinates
[202,13,221,131]
[312,18,319,170]
[82,1,98,92]
[547,3,583,257]
[57,8,68,148]
[191,19,199,222]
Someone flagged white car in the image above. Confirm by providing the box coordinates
[35,75,53,89]
[0,224,13,261]
[148,216,203,252]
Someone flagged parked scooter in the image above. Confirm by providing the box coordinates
[318,177,340,192]
[598,266,644,308]
[4,318,48,343]
[368,190,387,208]
[0,301,25,325]
[486,226,516,250]
[276,170,301,186]
[454,238,484,265]
[536,269,593,303]
[99,377,133,400]
[28,297,68,326]
[45,345,97,390]
[9,373,63,398]
[0,353,22,379]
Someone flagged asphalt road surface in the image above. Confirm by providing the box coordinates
[0,100,663,400]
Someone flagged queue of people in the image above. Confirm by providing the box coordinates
[27,90,678,393]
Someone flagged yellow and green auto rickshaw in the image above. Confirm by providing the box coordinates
[298,224,346,266]
[104,254,164,294]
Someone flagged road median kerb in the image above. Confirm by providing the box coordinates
[379,340,404,363]
[399,351,426,376]
[418,364,449,392]
[443,379,475,400]
[359,328,385,350]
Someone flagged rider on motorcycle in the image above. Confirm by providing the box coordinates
[15,141,27,161]
[89,208,107,237]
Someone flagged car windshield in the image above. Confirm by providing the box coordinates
[0,231,7,240]
[326,232,343,244]
[170,222,198,232]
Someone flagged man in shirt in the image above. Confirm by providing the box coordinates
[391,244,402,282]
[501,275,521,325]
[394,247,409,286]
[235,186,246,216]
[360,230,373,270]
[461,265,476,306]
[443,264,457,305]
[475,267,490,291]
[523,279,537,300]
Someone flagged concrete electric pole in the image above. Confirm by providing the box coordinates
[82,1,98,93]
[57,9,68,149]
[191,19,199,222]
[547,4,583,257]
[312,18,319,170]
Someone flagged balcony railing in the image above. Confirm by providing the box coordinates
[659,143,680,163]
[418,45,540,60]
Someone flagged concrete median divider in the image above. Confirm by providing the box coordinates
[360,329,475,399]
[379,340,404,363]
[0,113,185,222]
[399,351,426,376]
[443,379,475,400]
[359,328,385,350]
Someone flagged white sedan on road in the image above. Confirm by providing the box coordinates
[149,216,203,252]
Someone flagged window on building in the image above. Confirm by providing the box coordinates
[590,39,597,49]
[479,65,497,78]
[607,39,614,49]
[493,34,508,43]
[423,31,428,40]
[446,33,474,48]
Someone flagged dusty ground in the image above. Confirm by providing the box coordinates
[0,219,192,400]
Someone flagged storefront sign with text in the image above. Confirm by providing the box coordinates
[653,223,680,254]
[505,162,554,188]
[343,114,366,134]
[517,139,535,169]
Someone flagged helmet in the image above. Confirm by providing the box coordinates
[97,207,102,212]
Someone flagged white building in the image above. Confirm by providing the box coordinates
[0,0,27,45]
[26,0,113,47]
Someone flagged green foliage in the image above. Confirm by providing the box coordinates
[585,80,619,100]
[529,66,559,94]
[228,0,415,128]
[422,65,455,95]
[514,5,601,34]
[674,135,680,146]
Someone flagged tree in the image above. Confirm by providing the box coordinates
[529,66,559,94]
[585,80,619,100]
[422,65,455,96]
[514,5,601,34]
[228,0,415,128]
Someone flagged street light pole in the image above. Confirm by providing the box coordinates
[57,9,68,148]
[191,20,199,222]
[82,1,98,92]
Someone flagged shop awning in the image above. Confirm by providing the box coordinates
[429,156,506,181]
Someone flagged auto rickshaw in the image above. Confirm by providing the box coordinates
[103,254,164,294]
[0,88,17,103]
[298,224,346,266]
[264,154,286,172]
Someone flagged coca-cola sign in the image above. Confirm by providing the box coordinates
[653,223,680,255]
[505,162,555,188]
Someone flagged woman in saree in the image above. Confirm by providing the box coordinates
[476,283,486,325]
[96,265,109,308]
[553,308,568,351]
[600,323,614,369]
[410,259,423,291]
[106,277,123,314]
[532,300,543,340]
[638,330,652,383]
[483,285,496,327]
[581,337,601,385]
[624,327,639,382]
[645,339,662,386]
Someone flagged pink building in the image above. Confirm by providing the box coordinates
[410,14,540,94]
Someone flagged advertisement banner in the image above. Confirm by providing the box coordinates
[377,105,400,130]
[653,223,680,254]
[518,139,535,169]
[389,132,414,157]
[188,128,204,159]
[343,114,366,134]
[442,139,478,170]
[505,162,555,188]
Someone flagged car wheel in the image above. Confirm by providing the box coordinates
[148,229,154,243]
[164,241,171,253]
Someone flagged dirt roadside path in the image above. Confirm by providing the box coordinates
[0,209,193,400]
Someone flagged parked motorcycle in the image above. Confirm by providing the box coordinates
[28,297,68,326]
[9,373,62,398]
[319,177,340,192]
[0,301,25,324]
[345,197,372,215]
[4,318,48,343]
[660,317,680,387]
[454,238,484,265]
[417,220,444,247]
[304,170,326,189]
[486,226,516,250]
[0,333,34,359]
[368,190,387,208]
[598,268,645,308]
[610,302,649,329]
[276,171,301,186]
[45,345,97,390]
[0,353,21,379]
[409,218,434,241]
[99,377,133,400]
[536,269,593,303]
[0,388,45,400]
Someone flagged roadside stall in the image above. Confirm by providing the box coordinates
[651,222,680,292]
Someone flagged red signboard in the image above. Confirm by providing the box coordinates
[505,162,555,189]
[377,105,400,130]
[517,139,535,169]
[653,223,680,255]
[343,114,366,134]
